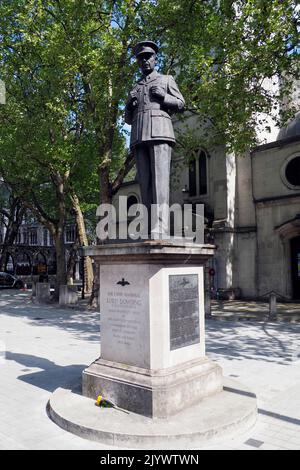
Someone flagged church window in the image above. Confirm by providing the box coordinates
[127,194,139,212]
[30,229,37,245]
[285,156,300,187]
[66,225,76,243]
[43,229,48,246]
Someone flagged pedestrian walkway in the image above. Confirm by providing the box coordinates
[0,290,300,450]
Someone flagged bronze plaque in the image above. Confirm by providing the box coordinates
[169,274,200,350]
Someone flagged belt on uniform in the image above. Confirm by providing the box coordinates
[138,103,161,112]
[136,106,168,112]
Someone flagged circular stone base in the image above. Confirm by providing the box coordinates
[48,378,257,449]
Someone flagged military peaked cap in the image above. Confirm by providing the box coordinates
[134,41,159,57]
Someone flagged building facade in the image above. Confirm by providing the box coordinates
[115,108,300,300]
[0,221,81,285]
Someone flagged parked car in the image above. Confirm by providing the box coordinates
[0,272,24,289]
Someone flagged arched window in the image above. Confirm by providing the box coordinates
[5,254,14,274]
[65,225,76,243]
[43,229,48,246]
[29,229,38,245]
[188,149,208,197]
[22,229,29,245]
[16,253,31,275]
[189,158,197,197]
[127,194,139,213]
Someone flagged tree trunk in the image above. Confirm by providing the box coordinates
[88,262,99,309]
[0,252,7,272]
[0,199,25,271]
[54,229,67,300]
[51,172,68,300]
[88,163,112,308]
[0,223,15,270]
[69,192,94,294]
[66,241,79,285]
[99,164,111,204]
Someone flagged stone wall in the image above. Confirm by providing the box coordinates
[252,141,300,200]
[252,139,300,298]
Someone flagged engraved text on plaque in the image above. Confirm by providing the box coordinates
[169,274,200,350]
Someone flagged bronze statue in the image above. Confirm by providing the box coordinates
[125,41,185,237]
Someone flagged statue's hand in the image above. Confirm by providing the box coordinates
[128,90,138,108]
[150,85,166,100]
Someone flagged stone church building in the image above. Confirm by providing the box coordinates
[116,94,300,301]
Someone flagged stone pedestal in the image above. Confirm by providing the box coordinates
[82,241,223,418]
[59,285,78,306]
[269,292,277,319]
[35,282,50,303]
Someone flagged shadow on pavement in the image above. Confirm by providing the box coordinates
[0,291,100,342]
[206,319,300,365]
[6,351,88,393]
[2,291,300,367]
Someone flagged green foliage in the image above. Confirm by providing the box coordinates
[0,0,298,220]
[0,0,157,213]
[149,0,300,152]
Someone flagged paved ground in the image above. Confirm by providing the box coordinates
[0,290,300,450]
[211,299,300,323]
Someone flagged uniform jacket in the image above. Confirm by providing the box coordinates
[125,70,185,149]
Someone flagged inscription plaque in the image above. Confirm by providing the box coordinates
[169,274,200,350]
[105,289,142,348]
[100,264,151,368]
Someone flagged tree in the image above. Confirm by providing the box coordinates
[0,0,298,302]
[0,183,26,271]
[0,0,155,302]
[148,0,299,152]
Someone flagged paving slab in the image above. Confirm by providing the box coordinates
[0,290,300,450]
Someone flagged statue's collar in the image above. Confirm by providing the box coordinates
[138,70,159,84]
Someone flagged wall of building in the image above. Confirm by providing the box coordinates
[114,101,300,300]
[252,140,300,298]
[255,197,300,298]
[213,231,235,291]
[236,153,256,227]
[252,141,300,200]
[235,231,257,298]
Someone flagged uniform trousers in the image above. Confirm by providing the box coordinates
[134,142,172,236]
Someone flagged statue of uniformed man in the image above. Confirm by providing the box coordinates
[125,41,185,237]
